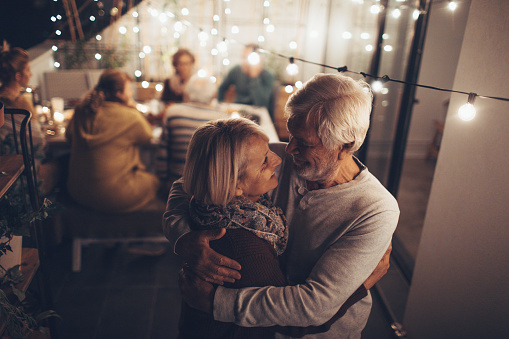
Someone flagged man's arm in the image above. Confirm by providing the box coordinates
[163,179,241,284]
[213,210,399,327]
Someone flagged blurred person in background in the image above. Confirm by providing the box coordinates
[161,48,196,105]
[66,69,160,213]
[217,44,275,115]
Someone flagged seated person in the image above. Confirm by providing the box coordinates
[0,44,46,156]
[161,48,195,105]
[66,69,160,213]
[174,118,368,338]
[156,75,229,185]
[217,44,275,115]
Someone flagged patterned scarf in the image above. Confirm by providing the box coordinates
[189,194,288,255]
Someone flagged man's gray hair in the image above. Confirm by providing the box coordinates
[285,73,373,153]
[184,74,217,104]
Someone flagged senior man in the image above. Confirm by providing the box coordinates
[164,73,399,338]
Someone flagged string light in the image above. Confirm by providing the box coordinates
[458,93,476,121]
[247,51,261,65]
[448,1,458,11]
[142,81,149,88]
[286,57,299,76]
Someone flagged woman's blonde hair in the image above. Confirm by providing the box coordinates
[72,69,132,134]
[183,118,268,206]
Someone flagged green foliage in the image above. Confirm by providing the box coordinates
[54,40,129,70]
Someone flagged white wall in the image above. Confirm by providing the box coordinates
[403,0,509,337]
[405,0,471,158]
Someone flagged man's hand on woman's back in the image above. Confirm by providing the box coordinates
[175,228,242,285]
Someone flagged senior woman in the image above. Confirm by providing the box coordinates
[172,118,366,338]
[66,69,160,213]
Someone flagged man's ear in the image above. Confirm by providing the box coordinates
[15,72,22,83]
[338,142,354,159]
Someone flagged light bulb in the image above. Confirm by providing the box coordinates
[458,103,476,121]
[142,81,149,88]
[286,63,299,76]
[247,52,260,65]
[371,80,383,92]
[448,1,457,11]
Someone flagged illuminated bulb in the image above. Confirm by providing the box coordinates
[381,88,389,95]
[52,45,58,51]
[295,81,303,89]
[159,13,168,23]
[197,69,207,78]
[211,28,218,35]
[96,34,102,41]
[211,48,218,56]
[384,45,393,52]
[382,100,389,107]
[51,16,56,22]
[286,63,299,76]
[134,70,142,77]
[231,112,241,119]
[198,31,209,41]
[448,1,457,11]
[26,87,32,93]
[370,5,381,14]
[90,15,96,21]
[247,52,261,65]
[166,11,175,18]
[213,14,220,21]
[266,24,275,33]
[392,9,401,18]
[182,8,189,15]
[111,7,118,15]
[119,26,127,34]
[133,26,139,33]
[155,84,163,92]
[174,21,183,32]
[132,11,138,17]
[56,15,62,20]
[42,106,50,113]
[149,8,158,17]
[225,8,231,14]
[342,32,352,39]
[210,76,217,83]
[139,52,146,59]
[142,81,149,88]
[365,44,373,52]
[258,35,265,42]
[217,41,228,53]
[53,111,65,123]
[361,32,370,39]
[264,1,270,7]
[458,103,476,121]
[95,53,102,60]
[285,85,293,93]
[231,26,239,34]
[413,9,420,20]
[289,41,298,49]
[263,18,270,24]
[143,46,152,54]
[56,30,61,35]
[371,80,383,92]
[223,58,230,66]
[174,33,180,39]
[382,33,389,40]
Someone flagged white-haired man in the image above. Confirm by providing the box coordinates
[164,73,399,338]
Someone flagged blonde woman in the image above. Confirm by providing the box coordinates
[66,69,159,213]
